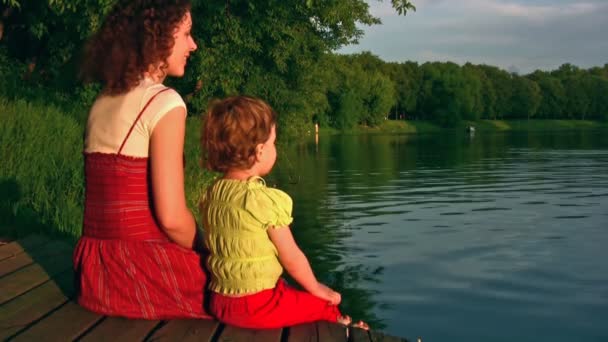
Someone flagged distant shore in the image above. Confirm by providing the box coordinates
[317,119,608,135]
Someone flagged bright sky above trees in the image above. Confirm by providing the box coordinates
[340,0,608,74]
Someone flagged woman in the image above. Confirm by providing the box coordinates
[74,0,211,319]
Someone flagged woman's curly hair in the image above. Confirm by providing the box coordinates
[81,0,191,95]
[202,96,277,173]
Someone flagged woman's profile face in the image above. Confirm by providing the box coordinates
[166,11,197,77]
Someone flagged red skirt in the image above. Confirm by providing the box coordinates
[209,279,341,329]
[74,237,213,319]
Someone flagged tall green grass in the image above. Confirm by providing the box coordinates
[184,115,218,215]
[0,97,215,240]
[0,98,84,240]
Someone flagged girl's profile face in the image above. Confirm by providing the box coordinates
[166,11,197,77]
[258,125,277,176]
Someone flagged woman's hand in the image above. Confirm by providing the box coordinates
[310,282,341,305]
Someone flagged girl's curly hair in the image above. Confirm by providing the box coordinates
[202,96,277,173]
[81,0,191,95]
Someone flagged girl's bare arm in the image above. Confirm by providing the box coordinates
[268,226,341,305]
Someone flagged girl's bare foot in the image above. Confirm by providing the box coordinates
[350,320,370,330]
[337,315,352,326]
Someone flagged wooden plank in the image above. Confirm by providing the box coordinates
[349,326,371,342]
[11,301,103,342]
[216,324,283,342]
[0,235,47,261]
[369,330,408,342]
[0,239,73,277]
[147,319,219,342]
[0,251,35,277]
[0,252,72,304]
[79,317,161,342]
[317,321,347,342]
[287,322,318,342]
[0,271,73,340]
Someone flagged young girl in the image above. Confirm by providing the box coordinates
[200,96,368,329]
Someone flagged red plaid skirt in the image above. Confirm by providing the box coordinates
[73,153,212,319]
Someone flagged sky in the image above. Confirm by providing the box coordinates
[338,0,608,74]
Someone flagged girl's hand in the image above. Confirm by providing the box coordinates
[267,227,341,305]
[311,282,342,305]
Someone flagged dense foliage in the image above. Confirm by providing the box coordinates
[1,0,607,133]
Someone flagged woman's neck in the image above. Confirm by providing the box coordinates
[143,68,166,84]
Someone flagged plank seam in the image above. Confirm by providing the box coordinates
[0,260,36,279]
[0,251,71,280]
[73,316,108,341]
[4,299,71,340]
[0,235,49,262]
[143,320,169,341]
[69,311,106,341]
[0,257,74,305]
[280,326,289,342]
[209,322,225,342]
[0,274,67,307]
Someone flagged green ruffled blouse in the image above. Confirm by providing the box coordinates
[201,176,293,294]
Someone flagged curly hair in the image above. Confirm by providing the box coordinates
[202,96,277,173]
[81,0,191,95]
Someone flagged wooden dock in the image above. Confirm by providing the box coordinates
[0,235,408,341]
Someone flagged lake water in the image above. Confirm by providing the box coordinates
[269,129,608,342]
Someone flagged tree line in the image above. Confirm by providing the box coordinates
[1,0,606,136]
[334,55,608,127]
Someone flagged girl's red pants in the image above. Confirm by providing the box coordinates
[209,279,342,329]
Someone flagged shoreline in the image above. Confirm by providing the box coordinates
[316,119,608,136]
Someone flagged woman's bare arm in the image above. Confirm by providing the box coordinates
[150,107,197,249]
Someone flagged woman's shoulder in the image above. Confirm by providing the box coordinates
[143,83,185,109]
[90,81,183,112]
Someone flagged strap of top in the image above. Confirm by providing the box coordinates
[117,87,172,156]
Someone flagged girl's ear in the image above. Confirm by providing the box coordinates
[254,143,264,162]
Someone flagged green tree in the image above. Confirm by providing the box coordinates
[0,0,115,85]
[384,61,420,120]
[589,64,608,79]
[1,0,415,137]
[461,63,483,121]
[510,76,541,120]
[529,71,566,119]
[186,0,415,133]
[478,65,513,119]
[563,76,593,120]
[332,89,364,129]
[476,67,497,120]
[588,76,608,121]
[363,72,396,125]
[417,62,481,126]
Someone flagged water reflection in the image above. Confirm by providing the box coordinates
[269,129,608,341]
